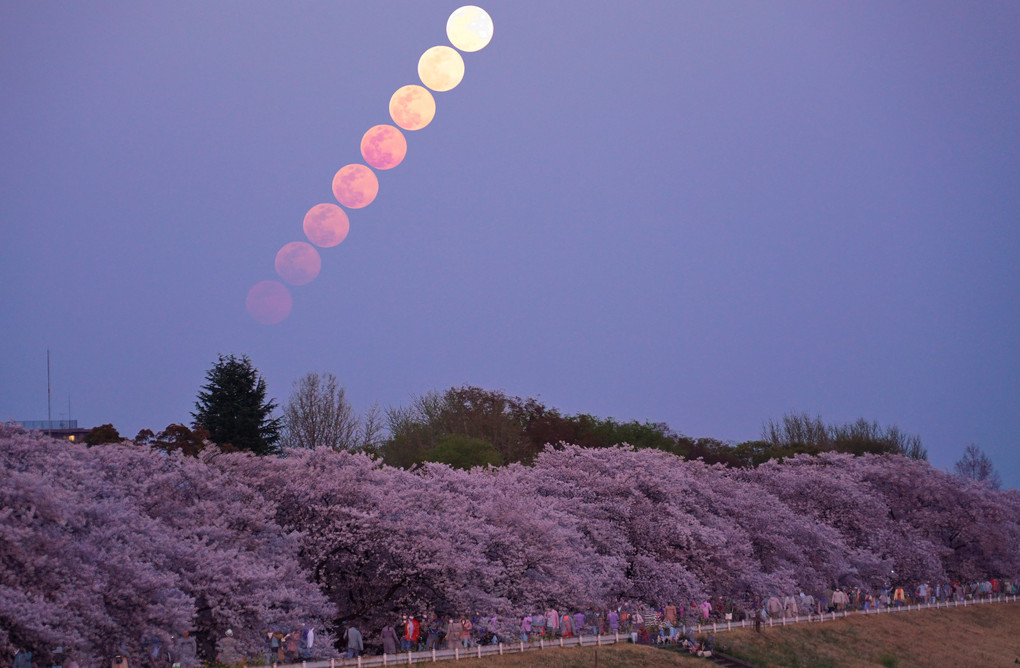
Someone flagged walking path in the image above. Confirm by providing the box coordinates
[272,594,1019,667]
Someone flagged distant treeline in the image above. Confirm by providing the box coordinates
[88,383,928,470]
[377,386,928,470]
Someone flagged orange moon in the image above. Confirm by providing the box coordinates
[246,280,292,324]
[332,163,379,209]
[361,124,407,170]
[418,46,465,92]
[303,203,349,248]
[447,6,493,52]
[389,85,436,131]
[275,241,321,285]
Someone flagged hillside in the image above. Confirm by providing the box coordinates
[721,600,1020,667]
[439,602,1020,667]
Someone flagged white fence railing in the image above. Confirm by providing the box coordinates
[272,594,1019,667]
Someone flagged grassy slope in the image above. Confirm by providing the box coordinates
[432,643,705,668]
[720,600,1020,667]
[437,602,1020,667]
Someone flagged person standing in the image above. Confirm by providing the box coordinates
[266,629,282,666]
[425,614,441,651]
[381,623,399,656]
[14,649,32,668]
[174,632,198,668]
[216,630,240,667]
[561,613,574,638]
[408,615,421,651]
[443,617,458,650]
[545,608,559,636]
[573,611,586,636]
[520,614,532,642]
[344,624,363,659]
[299,626,315,660]
[400,615,414,652]
[607,609,620,634]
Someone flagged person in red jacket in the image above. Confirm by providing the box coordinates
[400,615,413,652]
[403,615,421,651]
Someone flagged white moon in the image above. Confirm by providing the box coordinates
[418,45,465,92]
[447,6,493,53]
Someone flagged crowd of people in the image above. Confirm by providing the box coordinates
[17,578,1015,666]
[367,578,1020,660]
[311,576,1020,662]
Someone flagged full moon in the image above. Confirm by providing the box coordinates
[303,203,349,248]
[418,46,465,92]
[332,163,379,209]
[275,241,321,286]
[447,6,493,52]
[389,85,436,131]
[246,280,292,324]
[361,125,407,170]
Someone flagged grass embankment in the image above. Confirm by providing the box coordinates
[439,601,1020,667]
[721,601,1020,667]
[431,643,704,667]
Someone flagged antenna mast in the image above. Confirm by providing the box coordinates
[47,349,52,423]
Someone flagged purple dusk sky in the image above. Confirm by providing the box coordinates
[2,2,1018,487]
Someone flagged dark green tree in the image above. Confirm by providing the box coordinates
[85,423,122,446]
[425,434,503,470]
[191,354,281,455]
[136,424,215,457]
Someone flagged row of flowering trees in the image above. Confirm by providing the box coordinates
[2,424,1017,665]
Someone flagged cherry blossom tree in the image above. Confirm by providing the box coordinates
[3,422,1018,665]
[0,425,330,665]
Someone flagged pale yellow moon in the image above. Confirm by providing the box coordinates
[361,124,407,170]
[303,203,349,248]
[418,45,465,92]
[389,85,436,131]
[447,6,493,52]
[246,280,292,324]
[332,163,379,209]
[275,241,322,286]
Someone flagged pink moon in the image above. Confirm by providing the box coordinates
[389,85,436,131]
[332,163,379,209]
[303,203,350,248]
[246,280,292,324]
[361,124,407,170]
[275,241,321,286]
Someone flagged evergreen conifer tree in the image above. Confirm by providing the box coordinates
[192,354,281,455]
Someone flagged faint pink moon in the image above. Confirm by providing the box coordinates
[389,85,436,131]
[361,125,407,171]
[332,163,379,209]
[246,280,292,324]
[275,241,321,286]
[418,46,465,92]
[303,203,349,248]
